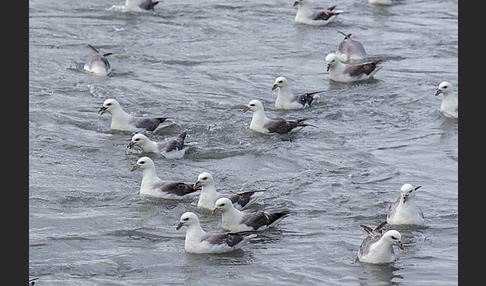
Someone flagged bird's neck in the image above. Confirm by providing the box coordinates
[369,239,395,262]
[296,4,311,19]
[440,92,457,110]
[250,110,270,129]
[185,224,206,247]
[141,167,159,186]
[140,140,159,153]
[222,208,244,228]
[278,86,292,100]
[109,107,132,128]
[198,185,220,208]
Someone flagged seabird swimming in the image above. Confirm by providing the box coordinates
[98,98,173,133]
[335,31,367,63]
[212,197,290,232]
[130,156,199,199]
[127,131,190,159]
[358,222,404,264]
[434,81,458,119]
[194,172,264,211]
[272,76,323,110]
[125,0,159,12]
[387,184,424,225]
[325,53,384,82]
[83,44,112,76]
[293,0,343,26]
[369,0,393,5]
[176,212,257,254]
[242,100,314,134]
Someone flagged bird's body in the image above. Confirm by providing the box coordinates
[83,44,112,76]
[128,132,189,159]
[358,222,404,264]
[242,100,313,134]
[212,198,290,232]
[326,53,384,82]
[176,212,256,254]
[194,172,264,211]
[293,0,342,26]
[335,31,366,63]
[387,184,424,225]
[435,81,458,119]
[125,0,159,12]
[369,0,393,5]
[98,99,172,133]
[130,156,199,199]
[272,76,322,110]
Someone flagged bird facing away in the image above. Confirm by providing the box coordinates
[212,197,290,232]
[272,76,323,110]
[176,212,257,254]
[325,53,384,83]
[194,172,264,211]
[127,131,189,159]
[434,81,458,119]
[335,31,367,62]
[242,99,314,134]
[358,222,404,264]
[125,0,159,12]
[293,0,343,25]
[130,156,199,199]
[98,98,173,133]
[387,184,424,225]
[83,44,112,76]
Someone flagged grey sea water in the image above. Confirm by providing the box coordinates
[29,0,458,285]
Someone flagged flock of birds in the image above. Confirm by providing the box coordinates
[81,0,460,266]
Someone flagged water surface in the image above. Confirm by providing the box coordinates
[29,0,458,285]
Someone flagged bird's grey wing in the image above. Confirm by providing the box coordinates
[224,190,262,209]
[265,118,306,134]
[311,10,334,21]
[203,232,245,247]
[311,6,340,21]
[339,40,366,58]
[345,60,382,77]
[159,136,185,153]
[295,91,323,107]
[139,0,159,10]
[156,181,198,196]
[387,196,401,219]
[359,236,379,257]
[240,211,268,230]
[130,117,168,131]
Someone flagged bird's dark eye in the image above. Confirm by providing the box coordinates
[107,103,112,106]
[135,138,140,141]
[202,177,207,180]
[409,190,413,193]
[139,161,145,164]
[183,217,189,221]
[278,81,283,83]
[250,104,255,107]
[443,86,447,89]
[219,203,225,207]
[391,236,397,240]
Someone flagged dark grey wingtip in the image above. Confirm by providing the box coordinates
[178,131,188,140]
[337,31,351,39]
[87,44,99,53]
[375,221,387,231]
[360,224,374,234]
